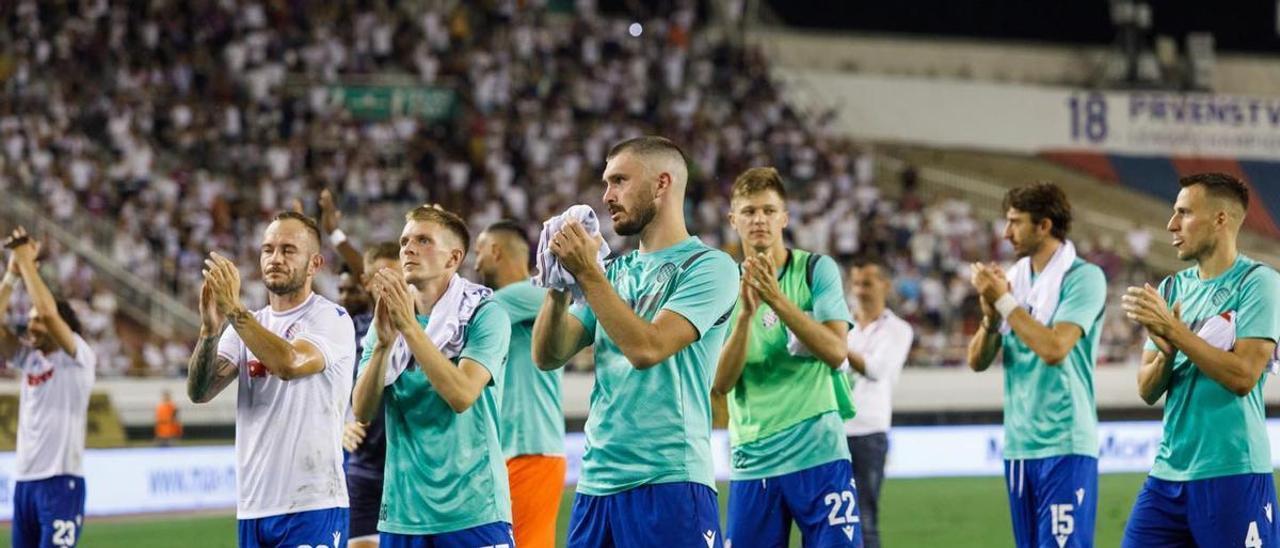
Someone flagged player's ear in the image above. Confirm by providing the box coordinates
[654,171,671,197]
[1037,217,1053,236]
[447,248,464,271]
[1217,206,1234,230]
[309,252,324,275]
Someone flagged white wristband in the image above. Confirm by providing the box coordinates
[995,293,1019,318]
[329,228,347,246]
[1,272,17,288]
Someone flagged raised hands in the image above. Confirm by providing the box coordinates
[548,220,604,277]
[202,252,245,324]
[319,189,342,235]
[742,253,783,308]
[1122,284,1183,353]
[368,268,417,334]
[969,262,1010,304]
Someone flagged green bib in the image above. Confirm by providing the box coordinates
[728,249,856,447]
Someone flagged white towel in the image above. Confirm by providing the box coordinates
[1197,311,1236,352]
[1195,310,1280,375]
[532,204,611,302]
[1159,303,1280,375]
[1191,310,1274,375]
[383,273,493,386]
[1001,239,1077,335]
[786,314,816,357]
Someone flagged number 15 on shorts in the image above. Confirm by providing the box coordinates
[1050,504,1074,541]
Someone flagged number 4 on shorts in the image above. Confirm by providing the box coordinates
[1246,521,1261,548]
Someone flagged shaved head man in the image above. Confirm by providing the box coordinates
[532,137,739,548]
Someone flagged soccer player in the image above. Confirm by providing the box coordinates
[336,269,371,342]
[319,188,378,363]
[187,211,356,548]
[1,228,95,548]
[475,220,563,548]
[966,183,1105,548]
[709,167,861,547]
[845,258,914,548]
[1120,173,1280,547]
[320,188,370,286]
[351,205,513,546]
[531,136,738,548]
[340,243,400,548]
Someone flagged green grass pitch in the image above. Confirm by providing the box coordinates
[0,473,1173,546]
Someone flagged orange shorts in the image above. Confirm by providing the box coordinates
[507,454,567,548]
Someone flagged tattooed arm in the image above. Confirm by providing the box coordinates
[187,278,239,403]
[187,331,239,403]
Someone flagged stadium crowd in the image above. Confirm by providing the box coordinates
[0,0,1156,375]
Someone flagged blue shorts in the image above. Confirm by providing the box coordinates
[568,482,721,548]
[380,522,514,547]
[238,507,349,548]
[1005,455,1098,548]
[12,475,86,548]
[1122,473,1279,548]
[727,459,863,547]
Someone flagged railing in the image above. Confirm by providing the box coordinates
[877,152,1280,274]
[0,193,200,338]
[881,154,1147,232]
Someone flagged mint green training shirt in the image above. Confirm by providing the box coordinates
[493,280,564,459]
[1145,255,1280,481]
[1001,259,1106,460]
[359,303,512,535]
[569,237,739,496]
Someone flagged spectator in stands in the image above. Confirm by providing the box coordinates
[0,0,1170,374]
[1126,221,1154,279]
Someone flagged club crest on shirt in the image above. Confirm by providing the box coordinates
[283,322,300,340]
[762,309,779,329]
[1212,287,1231,307]
[653,262,678,287]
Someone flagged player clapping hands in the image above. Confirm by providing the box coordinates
[201,252,245,324]
[741,253,783,308]
[367,268,417,336]
[1121,284,1182,356]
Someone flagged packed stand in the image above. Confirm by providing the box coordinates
[0,0,1157,375]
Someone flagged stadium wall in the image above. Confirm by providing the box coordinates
[13,369,1280,432]
[8,420,1280,519]
[776,69,1280,237]
[752,29,1280,96]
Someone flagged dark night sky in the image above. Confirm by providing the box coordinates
[765,1,1280,54]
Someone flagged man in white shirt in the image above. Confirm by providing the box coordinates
[1,228,96,548]
[186,211,355,548]
[845,258,914,548]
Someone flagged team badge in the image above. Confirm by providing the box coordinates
[762,309,779,328]
[653,262,677,287]
[1212,287,1231,307]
